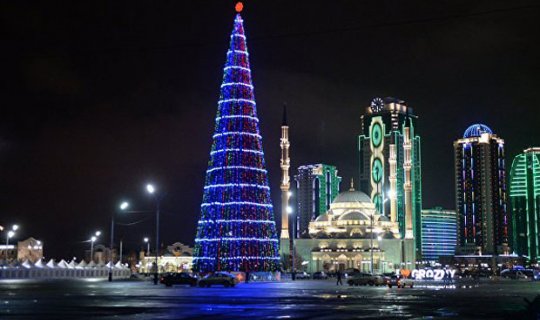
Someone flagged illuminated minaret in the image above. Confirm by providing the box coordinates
[389,144,397,223]
[403,127,413,238]
[280,105,291,239]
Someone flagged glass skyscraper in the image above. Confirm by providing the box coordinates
[421,208,457,261]
[509,148,540,261]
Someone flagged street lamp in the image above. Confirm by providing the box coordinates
[90,236,97,263]
[7,231,15,243]
[89,231,100,263]
[144,237,150,256]
[109,201,129,282]
[146,183,162,285]
[4,224,18,262]
[287,205,296,280]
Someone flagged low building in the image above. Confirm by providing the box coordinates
[17,237,44,263]
[139,242,193,273]
[281,186,416,274]
[0,237,43,263]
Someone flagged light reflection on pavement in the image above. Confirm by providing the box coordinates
[0,279,539,319]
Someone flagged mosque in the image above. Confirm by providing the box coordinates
[278,102,417,274]
[282,181,416,274]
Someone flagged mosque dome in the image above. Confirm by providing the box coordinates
[309,179,399,239]
[463,123,493,138]
[339,211,369,221]
[333,190,372,204]
[315,214,331,222]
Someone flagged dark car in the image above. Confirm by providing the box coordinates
[313,271,328,280]
[160,273,198,287]
[347,272,379,286]
[198,272,238,288]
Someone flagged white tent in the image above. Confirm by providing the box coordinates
[46,259,56,268]
[22,259,33,269]
[86,260,96,268]
[34,259,45,268]
[114,261,125,269]
[105,261,113,268]
[57,260,69,268]
[76,260,87,269]
[68,260,76,268]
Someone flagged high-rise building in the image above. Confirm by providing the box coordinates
[294,164,341,238]
[193,5,279,272]
[454,124,509,255]
[358,97,422,253]
[509,147,540,261]
[421,208,457,261]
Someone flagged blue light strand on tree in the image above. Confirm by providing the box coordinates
[193,12,280,273]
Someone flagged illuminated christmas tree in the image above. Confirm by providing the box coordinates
[193,3,280,273]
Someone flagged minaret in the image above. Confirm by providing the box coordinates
[389,144,397,223]
[280,105,291,239]
[403,127,413,238]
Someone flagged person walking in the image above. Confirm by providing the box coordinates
[336,270,343,285]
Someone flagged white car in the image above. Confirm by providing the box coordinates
[386,275,414,288]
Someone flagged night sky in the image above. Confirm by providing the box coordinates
[1,1,539,259]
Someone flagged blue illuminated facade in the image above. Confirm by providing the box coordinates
[463,123,493,139]
[193,12,279,272]
[454,124,509,255]
[421,208,457,261]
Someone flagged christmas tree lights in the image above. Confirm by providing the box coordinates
[193,8,280,272]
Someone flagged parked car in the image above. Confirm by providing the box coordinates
[344,268,360,278]
[160,273,198,287]
[313,271,328,280]
[347,273,385,286]
[501,269,540,280]
[198,272,238,288]
[386,275,414,288]
[294,272,311,279]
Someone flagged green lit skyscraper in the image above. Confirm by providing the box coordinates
[510,148,540,261]
[358,97,422,255]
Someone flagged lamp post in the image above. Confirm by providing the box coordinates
[89,231,100,263]
[146,183,162,285]
[4,225,18,262]
[109,201,129,282]
[287,204,295,280]
[144,237,150,256]
[90,236,97,263]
